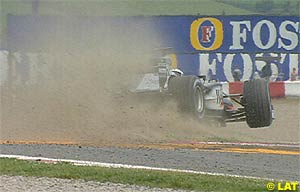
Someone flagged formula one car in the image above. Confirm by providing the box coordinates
[132,49,274,128]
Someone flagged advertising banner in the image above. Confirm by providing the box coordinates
[152,16,299,81]
[6,15,300,81]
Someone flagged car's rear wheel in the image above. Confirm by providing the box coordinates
[169,76,205,119]
[243,79,272,128]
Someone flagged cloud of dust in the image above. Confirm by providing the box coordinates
[1,16,213,145]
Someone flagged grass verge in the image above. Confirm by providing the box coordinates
[0,158,270,192]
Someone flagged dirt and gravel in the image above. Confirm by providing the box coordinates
[1,89,299,145]
[0,175,190,192]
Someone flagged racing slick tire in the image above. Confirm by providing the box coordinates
[168,76,205,119]
[243,79,272,128]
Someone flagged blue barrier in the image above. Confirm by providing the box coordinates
[6,15,300,81]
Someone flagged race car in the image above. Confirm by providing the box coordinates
[132,49,274,128]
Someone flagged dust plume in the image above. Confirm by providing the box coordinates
[0,16,212,145]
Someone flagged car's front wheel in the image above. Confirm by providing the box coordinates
[243,79,273,128]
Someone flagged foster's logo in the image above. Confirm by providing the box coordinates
[190,17,224,51]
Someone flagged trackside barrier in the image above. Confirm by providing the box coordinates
[1,50,299,97]
[223,81,300,98]
[285,81,300,97]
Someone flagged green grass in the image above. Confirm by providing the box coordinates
[0,158,271,192]
[0,0,254,17]
[222,0,300,16]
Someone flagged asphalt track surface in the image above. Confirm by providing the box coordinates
[1,143,299,181]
